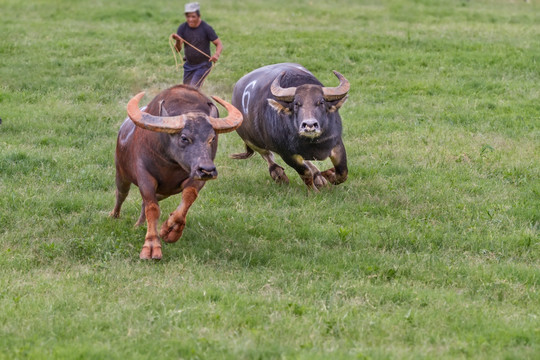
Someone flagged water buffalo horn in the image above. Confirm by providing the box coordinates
[208,96,244,134]
[322,71,350,101]
[270,72,296,102]
[127,92,188,133]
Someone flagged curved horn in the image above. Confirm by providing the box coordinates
[208,96,243,134]
[270,72,296,102]
[322,71,350,101]
[127,92,187,133]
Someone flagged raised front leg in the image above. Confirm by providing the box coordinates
[321,141,348,185]
[159,179,204,243]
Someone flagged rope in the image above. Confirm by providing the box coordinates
[168,35,182,70]
[169,33,216,88]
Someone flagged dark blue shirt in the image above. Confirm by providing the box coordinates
[176,21,218,65]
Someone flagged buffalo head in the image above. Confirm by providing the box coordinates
[127,92,242,181]
[268,70,350,139]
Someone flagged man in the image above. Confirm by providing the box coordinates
[172,2,223,87]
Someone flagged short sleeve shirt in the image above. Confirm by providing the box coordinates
[176,21,218,65]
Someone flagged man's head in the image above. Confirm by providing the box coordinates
[184,2,201,28]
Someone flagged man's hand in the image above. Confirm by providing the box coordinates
[172,33,182,52]
[210,38,223,63]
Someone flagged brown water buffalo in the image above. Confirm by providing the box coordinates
[231,63,350,190]
[110,85,242,260]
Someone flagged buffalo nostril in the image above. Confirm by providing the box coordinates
[198,163,217,176]
[301,119,319,130]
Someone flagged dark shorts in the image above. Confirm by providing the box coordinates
[183,61,212,88]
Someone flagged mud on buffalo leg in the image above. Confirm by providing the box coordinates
[321,141,348,185]
[138,177,162,260]
[160,180,204,243]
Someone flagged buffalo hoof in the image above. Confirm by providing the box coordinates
[321,168,338,184]
[322,168,347,185]
[140,236,162,260]
[269,164,289,184]
[160,220,185,243]
[140,244,162,260]
[300,174,319,191]
[109,210,120,218]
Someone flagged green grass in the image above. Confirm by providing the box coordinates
[1,0,539,358]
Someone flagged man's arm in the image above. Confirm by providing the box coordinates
[172,33,183,52]
[209,38,223,63]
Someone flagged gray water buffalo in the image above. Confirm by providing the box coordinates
[110,85,242,260]
[231,63,350,190]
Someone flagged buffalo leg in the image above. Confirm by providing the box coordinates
[240,141,289,184]
[138,177,162,260]
[321,141,348,185]
[281,154,320,191]
[230,143,255,159]
[135,194,167,227]
[110,176,131,218]
[304,161,329,189]
[260,151,289,184]
[135,201,146,227]
[160,180,204,243]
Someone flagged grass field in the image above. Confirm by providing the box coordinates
[1,0,539,358]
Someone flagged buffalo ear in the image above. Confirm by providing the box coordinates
[327,95,348,113]
[159,100,169,117]
[268,99,292,115]
[208,102,219,118]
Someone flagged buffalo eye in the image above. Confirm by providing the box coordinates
[317,99,325,106]
[209,135,216,144]
[180,134,190,144]
[294,101,302,110]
